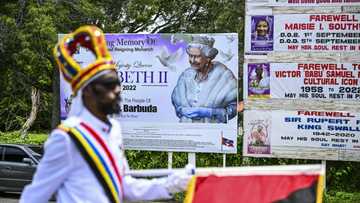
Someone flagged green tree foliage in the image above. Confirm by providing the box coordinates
[0,1,56,131]
[0,0,244,131]
[1,0,359,195]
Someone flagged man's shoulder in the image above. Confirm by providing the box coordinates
[51,117,81,139]
[60,116,82,128]
[51,117,82,137]
[46,121,78,150]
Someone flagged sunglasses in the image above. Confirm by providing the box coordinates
[92,79,121,90]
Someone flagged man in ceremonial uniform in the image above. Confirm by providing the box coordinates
[20,26,192,203]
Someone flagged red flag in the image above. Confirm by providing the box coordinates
[185,165,324,203]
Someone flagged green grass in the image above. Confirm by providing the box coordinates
[0,131,49,145]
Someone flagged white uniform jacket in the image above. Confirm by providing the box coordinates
[20,108,172,203]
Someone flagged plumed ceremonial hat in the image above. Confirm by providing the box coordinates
[54,25,115,94]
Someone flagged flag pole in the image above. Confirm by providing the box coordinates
[188,153,196,166]
[168,152,173,169]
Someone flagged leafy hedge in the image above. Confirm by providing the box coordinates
[1,132,360,202]
[0,131,48,145]
[324,192,360,203]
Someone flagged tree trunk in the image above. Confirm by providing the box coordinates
[20,87,40,139]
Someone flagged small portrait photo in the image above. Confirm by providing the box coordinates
[248,63,270,98]
[250,16,274,51]
[247,122,271,154]
[250,124,268,146]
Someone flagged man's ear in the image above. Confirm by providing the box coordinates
[85,83,102,96]
[82,84,93,98]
